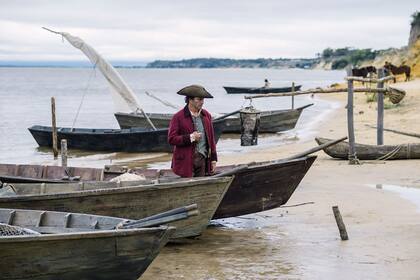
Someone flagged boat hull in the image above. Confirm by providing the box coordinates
[212,156,316,219]
[115,104,313,133]
[0,177,233,238]
[223,85,302,94]
[316,137,420,160]
[0,155,316,220]
[28,121,225,153]
[126,156,317,218]
[0,208,174,280]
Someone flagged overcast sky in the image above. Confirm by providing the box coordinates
[0,0,418,61]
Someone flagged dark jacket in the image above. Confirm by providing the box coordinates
[168,106,217,177]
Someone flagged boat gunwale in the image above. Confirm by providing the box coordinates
[0,176,233,201]
[0,224,173,243]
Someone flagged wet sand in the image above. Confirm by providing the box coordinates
[142,79,420,279]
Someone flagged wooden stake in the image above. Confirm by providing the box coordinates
[61,139,67,167]
[346,70,359,164]
[51,97,58,159]
[332,206,348,241]
[291,82,295,109]
[377,68,385,145]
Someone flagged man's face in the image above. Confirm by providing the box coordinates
[190,97,204,111]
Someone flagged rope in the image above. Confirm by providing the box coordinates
[375,144,403,161]
[71,65,97,129]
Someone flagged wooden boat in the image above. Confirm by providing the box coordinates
[0,176,233,238]
[0,155,315,219]
[315,137,420,160]
[224,85,302,94]
[115,104,313,133]
[126,156,317,219]
[0,208,174,280]
[28,119,225,153]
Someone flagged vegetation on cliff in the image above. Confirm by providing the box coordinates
[146,57,318,69]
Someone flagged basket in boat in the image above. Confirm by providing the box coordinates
[386,86,405,104]
[0,223,40,236]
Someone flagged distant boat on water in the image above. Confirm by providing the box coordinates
[223,85,302,94]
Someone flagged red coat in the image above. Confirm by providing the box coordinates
[168,106,218,177]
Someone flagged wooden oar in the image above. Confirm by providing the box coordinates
[119,204,199,229]
[120,210,199,229]
[213,109,243,121]
[281,136,348,161]
[367,125,420,139]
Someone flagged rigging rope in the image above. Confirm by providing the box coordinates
[71,65,97,130]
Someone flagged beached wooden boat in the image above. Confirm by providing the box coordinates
[224,85,302,94]
[212,156,316,218]
[315,137,420,160]
[109,157,317,218]
[28,120,225,153]
[0,156,315,219]
[0,176,233,238]
[124,156,317,219]
[0,208,174,280]
[115,104,313,133]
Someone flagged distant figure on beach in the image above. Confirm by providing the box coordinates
[263,79,271,88]
[168,85,218,178]
[384,61,411,82]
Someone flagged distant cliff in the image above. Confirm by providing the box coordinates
[409,11,420,48]
[146,57,319,69]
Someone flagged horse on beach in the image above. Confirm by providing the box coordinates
[384,62,411,82]
[352,66,377,78]
[351,66,377,85]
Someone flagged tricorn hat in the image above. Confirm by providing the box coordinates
[177,85,213,98]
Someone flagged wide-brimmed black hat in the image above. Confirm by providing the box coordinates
[177,85,213,98]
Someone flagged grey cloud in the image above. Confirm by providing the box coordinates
[0,0,418,61]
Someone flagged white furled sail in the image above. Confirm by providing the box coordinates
[44,27,156,130]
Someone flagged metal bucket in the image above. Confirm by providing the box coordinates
[240,106,261,146]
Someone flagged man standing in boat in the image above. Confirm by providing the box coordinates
[168,85,218,178]
[263,79,271,88]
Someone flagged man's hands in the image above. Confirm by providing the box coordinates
[190,131,202,142]
[211,161,217,174]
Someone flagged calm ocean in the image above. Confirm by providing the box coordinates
[0,67,345,167]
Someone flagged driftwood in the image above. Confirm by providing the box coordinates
[332,206,348,240]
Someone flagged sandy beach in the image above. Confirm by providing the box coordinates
[142,78,420,279]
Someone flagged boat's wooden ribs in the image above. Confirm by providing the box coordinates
[36,211,46,227]
[7,210,15,225]
[64,213,71,228]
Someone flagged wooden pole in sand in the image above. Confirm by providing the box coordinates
[51,97,58,159]
[377,68,385,145]
[332,206,348,240]
[61,139,67,167]
[346,68,358,164]
[291,82,295,109]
